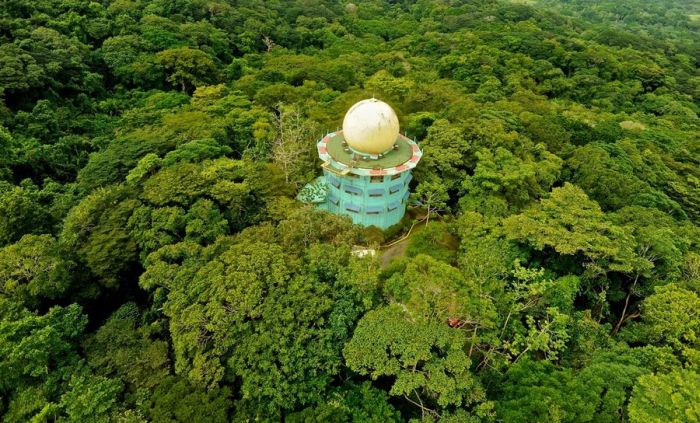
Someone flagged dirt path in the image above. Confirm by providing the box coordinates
[380,236,410,268]
[379,218,428,268]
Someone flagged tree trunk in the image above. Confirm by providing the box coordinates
[612,273,640,335]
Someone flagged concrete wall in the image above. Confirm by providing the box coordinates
[320,169,412,229]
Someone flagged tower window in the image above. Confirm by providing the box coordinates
[368,188,384,197]
[370,176,383,183]
[366,205,382,215]
[387,201,400,211]
[389,184,402,194]
[391,174,402,180]
[345,203,360,213]
[344,185,362,195]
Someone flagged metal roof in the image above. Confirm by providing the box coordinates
[317,131,422,177]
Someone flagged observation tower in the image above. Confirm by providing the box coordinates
[298,98,422,229]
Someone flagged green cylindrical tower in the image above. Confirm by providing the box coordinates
[300,99,422,229]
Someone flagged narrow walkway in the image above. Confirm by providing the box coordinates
[380,236,410,268]
[378,216,428,268]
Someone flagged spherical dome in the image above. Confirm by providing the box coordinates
[342,99,399,154]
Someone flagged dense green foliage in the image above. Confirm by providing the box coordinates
[1,0,698,421]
